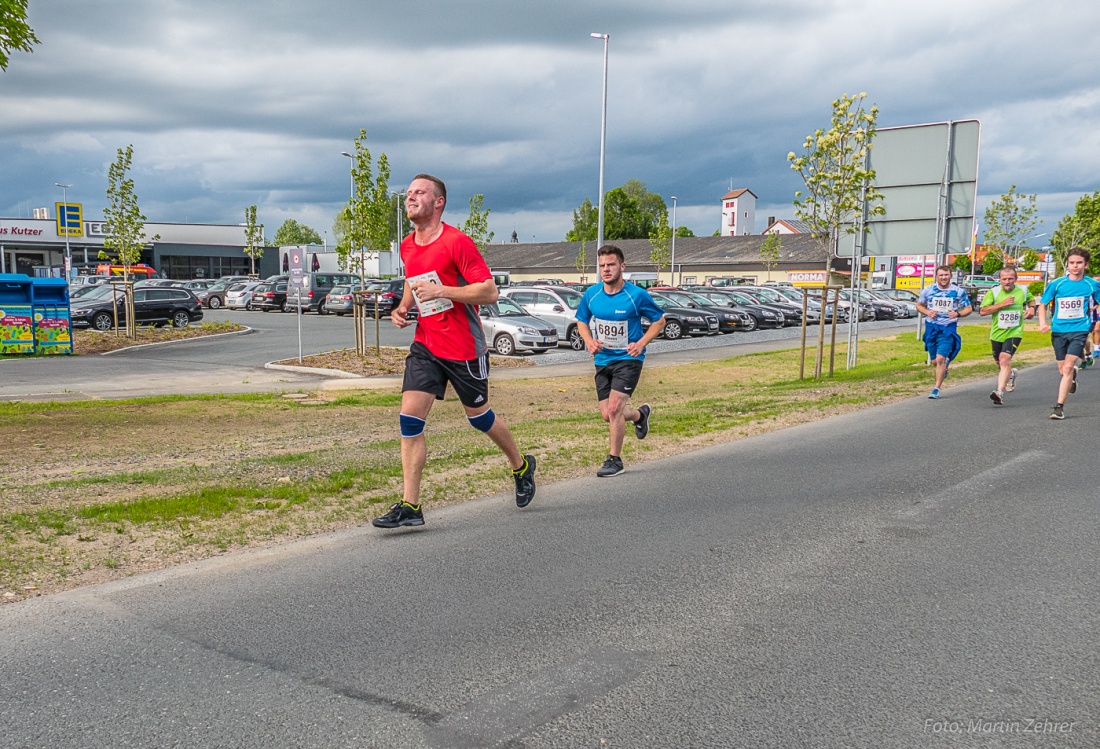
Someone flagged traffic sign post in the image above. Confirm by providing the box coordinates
[287,249,306,363]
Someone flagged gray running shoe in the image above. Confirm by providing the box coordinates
[1006,368,1018,392]
[596,454,625,478]
[634,403,651,440]
[1050,404,1065,420]
[1070,366,1078,394]
[990,390,1004,406]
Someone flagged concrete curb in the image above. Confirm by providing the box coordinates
[99,326,254,356]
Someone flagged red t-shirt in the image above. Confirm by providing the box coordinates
[401,223,491,360]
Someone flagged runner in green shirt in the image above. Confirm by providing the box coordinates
[979,266,1036,405]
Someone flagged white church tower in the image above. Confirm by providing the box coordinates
[720,189,757,236]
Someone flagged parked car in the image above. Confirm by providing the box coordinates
[252,281,290,312]
[479,297,559,355]
[499,285,587,350]
[358,278,406,317]
[877,288,920,304]
[70,285,203,331]
[735,286,809,326]
[285,272,361,314]
[225,281,264,310]
[202,280,233,309]
[325,284,356,316]
[68,275,112,287]
[650,290,745,334]
[839,288,898,320]
[866,289,916,318]
[763,285,835,323]
[642,295,719,339]
[691,288,786,331]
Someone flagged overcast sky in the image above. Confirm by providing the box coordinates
[3,0,1098,249]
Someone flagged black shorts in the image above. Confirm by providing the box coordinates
[1051,331,1089,362]
[403,341,490,409]
[991,338,1021,360]
[594,359,644,401]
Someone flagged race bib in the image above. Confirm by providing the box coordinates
[1057,296,1085,320]
[930,296,956,313]
[407,271,455,318]
[997,309,1021,329]
[592,317,629,350]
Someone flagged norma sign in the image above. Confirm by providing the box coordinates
[56,202,84,237]
[288,248,307,289]
[787,271,827,286]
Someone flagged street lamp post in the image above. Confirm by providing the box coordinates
[670,196,677,286]
[395,190,405,274]
[590,32,609,250]
[54,182,72,278]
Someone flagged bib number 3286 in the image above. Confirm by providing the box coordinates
[997,309,1021,329]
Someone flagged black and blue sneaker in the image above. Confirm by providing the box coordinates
[513,454,537,508]
[634,403,651,440]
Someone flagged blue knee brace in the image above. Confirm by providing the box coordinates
[467,408,495,433]
[399,413,426,438]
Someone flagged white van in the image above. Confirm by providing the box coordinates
[622,272,660,288]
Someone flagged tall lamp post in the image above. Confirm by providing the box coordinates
[54,182,72,277]
[590,32,609,249]
[340,150,364,289]
[670,195,678,286]
[395,190,405,274]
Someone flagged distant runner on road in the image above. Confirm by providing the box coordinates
[1038,247,1100,420]
[978,267,1036,406]
[372,174,536,528]
[575,245,665,478]
[916,265,973,399]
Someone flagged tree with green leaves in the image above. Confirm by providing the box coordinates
[760,232,782,276]
[676,226,695,238]
[0,0,39,71]
[335,128,392,285]
[788,92,885,274]
[982,184,1041,268]
[566,197,598,242]
[100,145,159,279]
[243,205,264,276]
[461,194,495,255]
[648,211,671,281]
[566,180,668,241]
[273,219,322,247]
[1051,190,1100,275]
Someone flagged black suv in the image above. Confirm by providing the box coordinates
[70,285,204,330]
[360,278,407,317]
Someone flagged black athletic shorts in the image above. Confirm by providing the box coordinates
[594,359,644,401]
[991,338,1021,360]
[1051,331,1089,362]
[403,341,490,409]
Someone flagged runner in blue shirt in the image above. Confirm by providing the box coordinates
[576,245,665,477]
[1038,247,1100,419]
[916,265,973,399]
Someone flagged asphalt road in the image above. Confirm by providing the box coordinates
[2,360,1096,748]
[0,310,934,401]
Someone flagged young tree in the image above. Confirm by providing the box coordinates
[273,219,322,247]
[574,239,590,280]
[335,128,391,284]
[461,194,495,255]
[760,232,782,276]
[243,205,263,277]
[566,181,669,241]
[648,212,672,282]
[100,145,160,279]
[788,92,885,275]
[982,184,1041,267]
[0,0,39,71]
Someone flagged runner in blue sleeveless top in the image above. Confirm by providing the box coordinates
[576,245,665,478]
[1038,247,1100,420]
[916,265,973,399]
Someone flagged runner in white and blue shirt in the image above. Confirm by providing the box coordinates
[1038,247,1100,419]
[575,244,665,478]
[916,265,973,399]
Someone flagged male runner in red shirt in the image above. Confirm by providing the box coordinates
[372,174,536,528]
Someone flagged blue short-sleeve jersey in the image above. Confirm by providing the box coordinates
[1041,275,1100,333]
[576,282,664,366]
[918,283,971,327]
